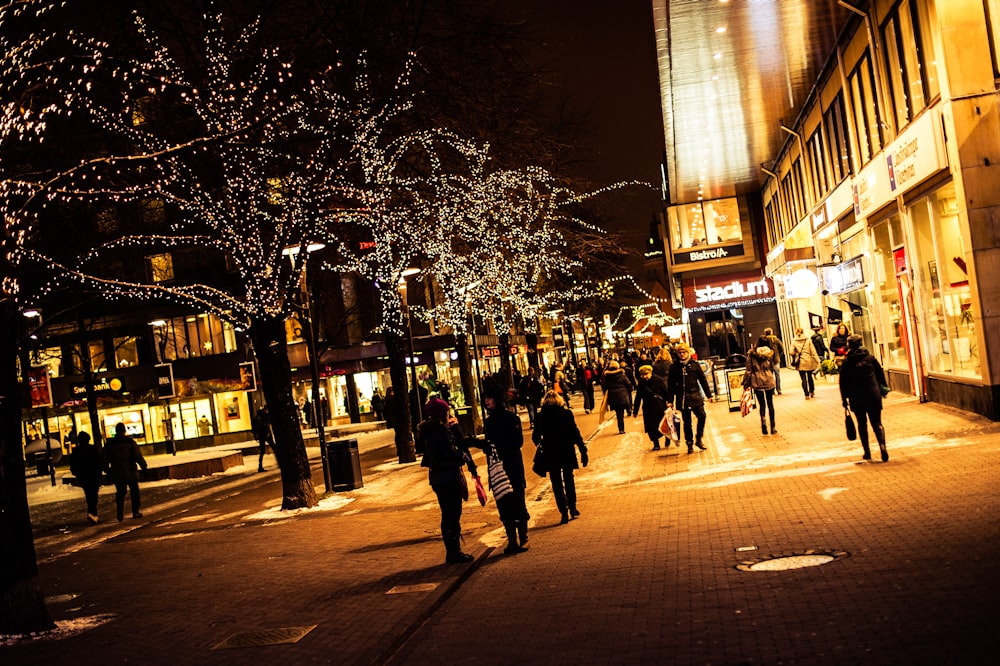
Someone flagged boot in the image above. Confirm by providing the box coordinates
[695,438,706,450]
[444,530,473,564]
[861,443,871,460]
[769,419,776,435]
[504,521,525,554]
[686,443,694,454]
[516,520,530,548]
[877,426,888,462]
[761,419,768,435]
[559,511,570,524]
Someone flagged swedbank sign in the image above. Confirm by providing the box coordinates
[683,272,776,312]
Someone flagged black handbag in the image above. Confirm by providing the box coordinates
[531,446,548,477]
[844,408,857,441]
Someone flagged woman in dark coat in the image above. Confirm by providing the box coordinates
[478,382,530,554]
[665,344,713,453]
[418,398,479,563]
[839,334,890,462]
[601,360,633,434]
[532,390,588,525]
[69,431,103,524]
[633,365,670,450]
[830,323,851,365]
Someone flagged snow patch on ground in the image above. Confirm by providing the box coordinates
[0,614,116,646]
[244,494,355,521]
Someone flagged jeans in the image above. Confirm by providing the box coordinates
[525,401,538,426]
[754,389,775,424]
[432,480,465,554]
[680,404,707,443]
[548,466,577,514]
[798,370,815,396]
[114,480,142,516]
[612,405,627,432]
[854,407,885,449]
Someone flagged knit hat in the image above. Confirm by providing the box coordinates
[425,398,450,421]
[483,382,507,405]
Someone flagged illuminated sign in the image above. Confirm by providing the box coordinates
[673,242,745,265]
[683,272,776,312]
[695,278,770,304]
[71,376,125,396]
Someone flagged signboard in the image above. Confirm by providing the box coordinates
[726,369,747,412]
[71,375,125,397]
[822,255,866,294]
[682,271,776,313]
[552,326,565,349]
[155,363,175,399]
[28,366,53,408]
[673,242,745,265]
[238,362,257,392]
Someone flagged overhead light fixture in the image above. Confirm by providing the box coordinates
[148,319,167,327]
[716,27,727,33]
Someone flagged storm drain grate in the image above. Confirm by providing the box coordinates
[386,583,440,595]
[211,625,316,650]
[736,549,848,572]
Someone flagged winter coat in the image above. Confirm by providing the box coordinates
[830,333,850,358]
[519,375,545,406]
[652,358,671,380]
[481,406,527,490]
[633,375,670,437]
[757,334,786,366]
[790,334,821,373]
[418,420,475,487]
[601,368,633,408]
[70,443,103,487]
[839,347,887,412]
[103,434,148,482]
[666,358,712,410]
[743,347,777,391]
[531,404,586,470]
[811,332,829,358]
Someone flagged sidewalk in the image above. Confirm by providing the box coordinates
[6,371,1000,664]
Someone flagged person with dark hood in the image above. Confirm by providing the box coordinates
[103,422,148,522]
[477,382,530,554]
[633,365,670,450]
[532,390,588,524]
[252,406,274,473]
[601,360,633,434]
[418,397,479,564]
[69,431,103,524]
[665,343,713,453]
[744,344,778,435]
[840,334,890,462]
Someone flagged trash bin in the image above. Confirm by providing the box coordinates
[327,438,363,491]
[453,406,475,435]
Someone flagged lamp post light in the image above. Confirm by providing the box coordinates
[398,268,422,439]
[283,243,330,493]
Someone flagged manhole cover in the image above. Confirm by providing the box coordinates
[736,550,848,572]
[211,625,316,650]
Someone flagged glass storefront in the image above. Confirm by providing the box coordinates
[870,214,913,372]
[909,184,980,379]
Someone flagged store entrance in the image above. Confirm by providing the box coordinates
[704,310,746,359]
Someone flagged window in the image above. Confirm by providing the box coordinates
[666,198,743,249]
[114,336,139,368]
[824,94,851,182]
[848,53,884,166]
[150,314,237,360]
[88,340,107,372]
[806,127,829,201]
[910,184,980,378]
[791,157,809,214]
[870,216,909,370]
[781,172,798,226]
[141,198,166,226]
[146,253,175,283]
[95,208,118,234]
[881,0,939,130]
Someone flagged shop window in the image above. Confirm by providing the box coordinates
[146,253,175,283]
[910,185,980,378]
[88,340,107,372]
[871,219,910,370]
[150,313,237,360]
[667,198,743,250]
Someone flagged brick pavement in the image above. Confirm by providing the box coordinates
[4,369,1000,664]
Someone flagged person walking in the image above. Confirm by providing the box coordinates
[553,363,571,408]
[744,344,778,435]
[252,406,275,473]
[652,347,672,382]
[418,397,480,564]
[519,367,545,428]
[665,344,712,453]
[581,362,596,414]
[69,431,103,524]
[371,388,385,422]
[479,383,530,554]
[601,360,633,434]
[830,323,851,366]
[789,327,821,398]
[633,365,670,450]
[532,390,588,525]
[757,328,786,394]
[103,422,148,522]
[840,334,890,462]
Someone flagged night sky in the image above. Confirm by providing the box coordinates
[516,1,666,257]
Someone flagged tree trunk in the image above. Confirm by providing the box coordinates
[0,299,55,635]
[498,330,513,390]
[384,329,416,463]
[455,333,482,433]
[77,313,103,452]
[249,314,318,509]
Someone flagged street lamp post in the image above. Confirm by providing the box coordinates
[398,270,422,439]
[284,244,330,493]
[23,309,56,487]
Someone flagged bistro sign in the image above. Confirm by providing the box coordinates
[673,242,745,265]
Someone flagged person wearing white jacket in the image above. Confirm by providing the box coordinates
[789,327,822,399]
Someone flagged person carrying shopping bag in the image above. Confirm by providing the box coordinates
[744,345,778,435]
[633,365,670,450]
[665,344,712,453]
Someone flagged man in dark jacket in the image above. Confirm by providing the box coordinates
[665,343,713,453]
[70,431,103,524]
[479,382,530,554]
[518,367,545,428]
[252,407,274,473]
[839,335,890,462]
[104,422,148,521]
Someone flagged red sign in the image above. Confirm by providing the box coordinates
[481,347,501,358]
[28,366,53,408]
